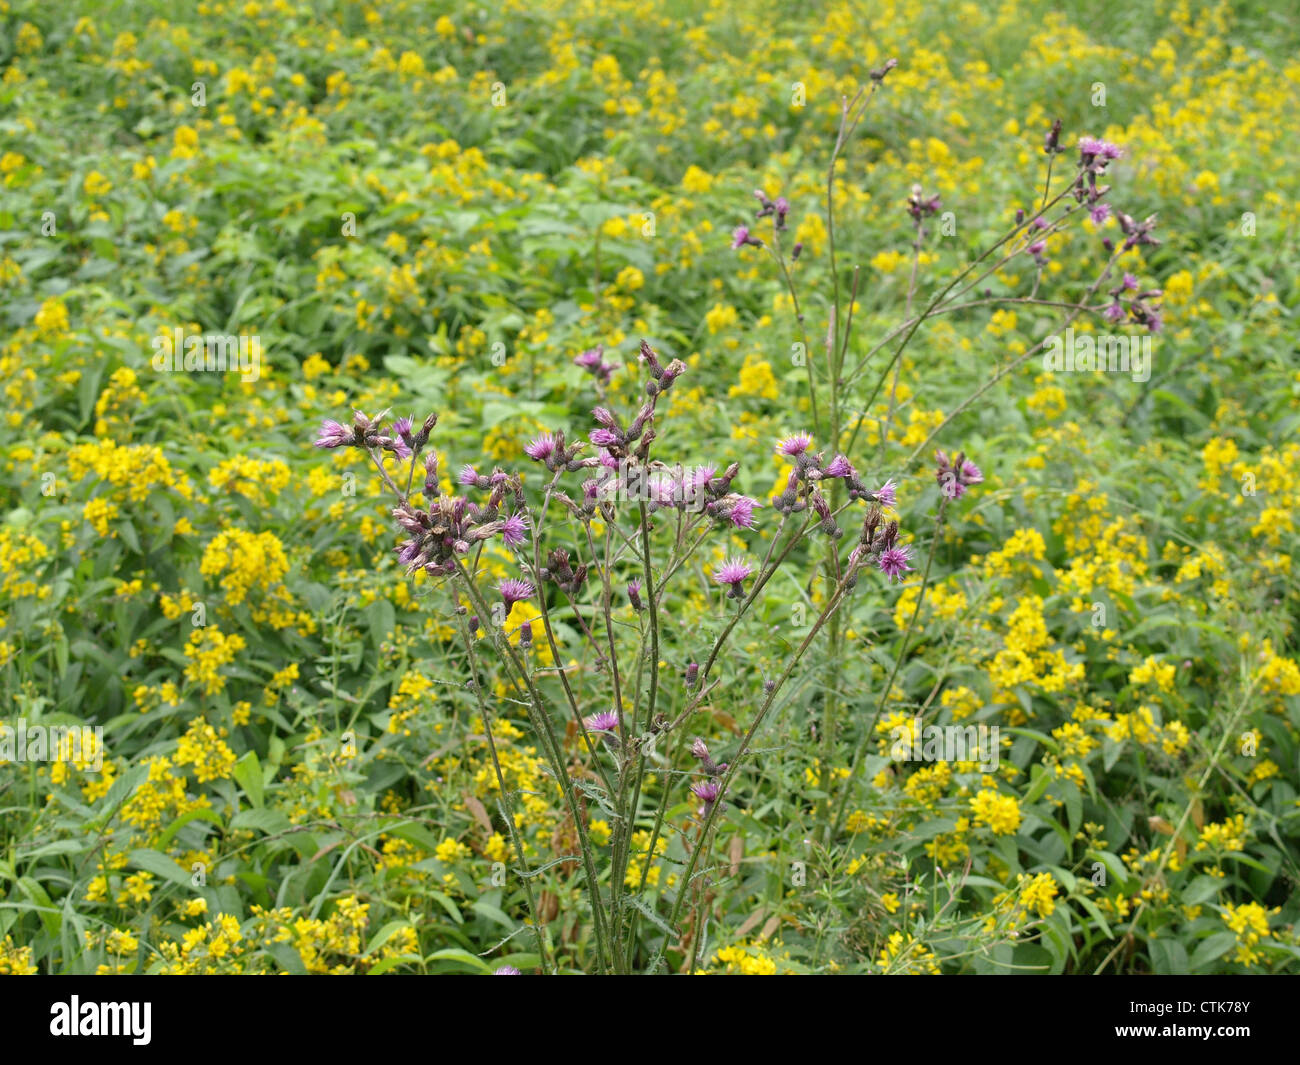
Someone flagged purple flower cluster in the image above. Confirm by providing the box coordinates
[391,467,531,578]
[906,183,942,223]
[1101,269,1164,332]
[574,344,616,387]
[537,548,587,595]
[753,188,789,230]
[934,449,984,501]
[1071,132,1123,221]
[847,509,912,585]
[770,434,897,540]
[314,409,436,462]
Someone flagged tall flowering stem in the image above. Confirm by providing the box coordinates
[309,62,1165,974]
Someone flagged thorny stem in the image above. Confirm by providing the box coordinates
[670,558,864,968]
[830,495,949,840]
[452,560,612,973]
[455,612,553,974]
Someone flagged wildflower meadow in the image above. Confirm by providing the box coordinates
[2,0,1299,996]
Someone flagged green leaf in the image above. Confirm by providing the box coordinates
[1189,932,1238,971]
[1182,875,1225,907]
[426,948,491,972]
[16,877,60,937]
[1148,937,1190,974]
[152,807,224,852]
[127,848,194,888]
[230,808,292,835]
[470,899,515,931]
[233,750,264,809]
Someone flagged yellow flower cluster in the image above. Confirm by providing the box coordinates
[1221,902,1272,967]
[182,626,247,695]
[969,789,1022,835]
[175,716,237,782]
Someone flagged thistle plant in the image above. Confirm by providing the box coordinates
[312,61,1161,975]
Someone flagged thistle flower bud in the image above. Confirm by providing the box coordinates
[413,411,439,451]
[1044,117,1063,155]
[869,57,897,81]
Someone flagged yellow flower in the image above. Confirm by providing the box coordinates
[614,265,644,291]
[970,789,1022,835]
[1020,873,1058,917]
[435,838,470,863]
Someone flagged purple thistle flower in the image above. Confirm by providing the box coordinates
[313,419,352,449]
[691,779,723,803]
[824,454,855,479]
[396,539,423,570]
[497,578,534,608]
[523,433,557,462]
[691,778,725,817]
[731,225,762,250]
[1089,203,1111,225]
[713,557,753,598]
[500,512,530,547]
[393,415,414,440]
[1104,300,1125,323]
[728,496,758,529]
[493,965,521,975]
[935,449,983,501]
[627,579,644,611]
[691,738,710,760]
[459,464,480,487]
[592,406,619,429]
[1122,272,1139,290]
[876,545,913,583]
[776,432,814,458]
[589,428,620,447]
[584,710,620,734]
[574,347,603,370]
[1078,136,1122,163]
[874,479,898,508]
